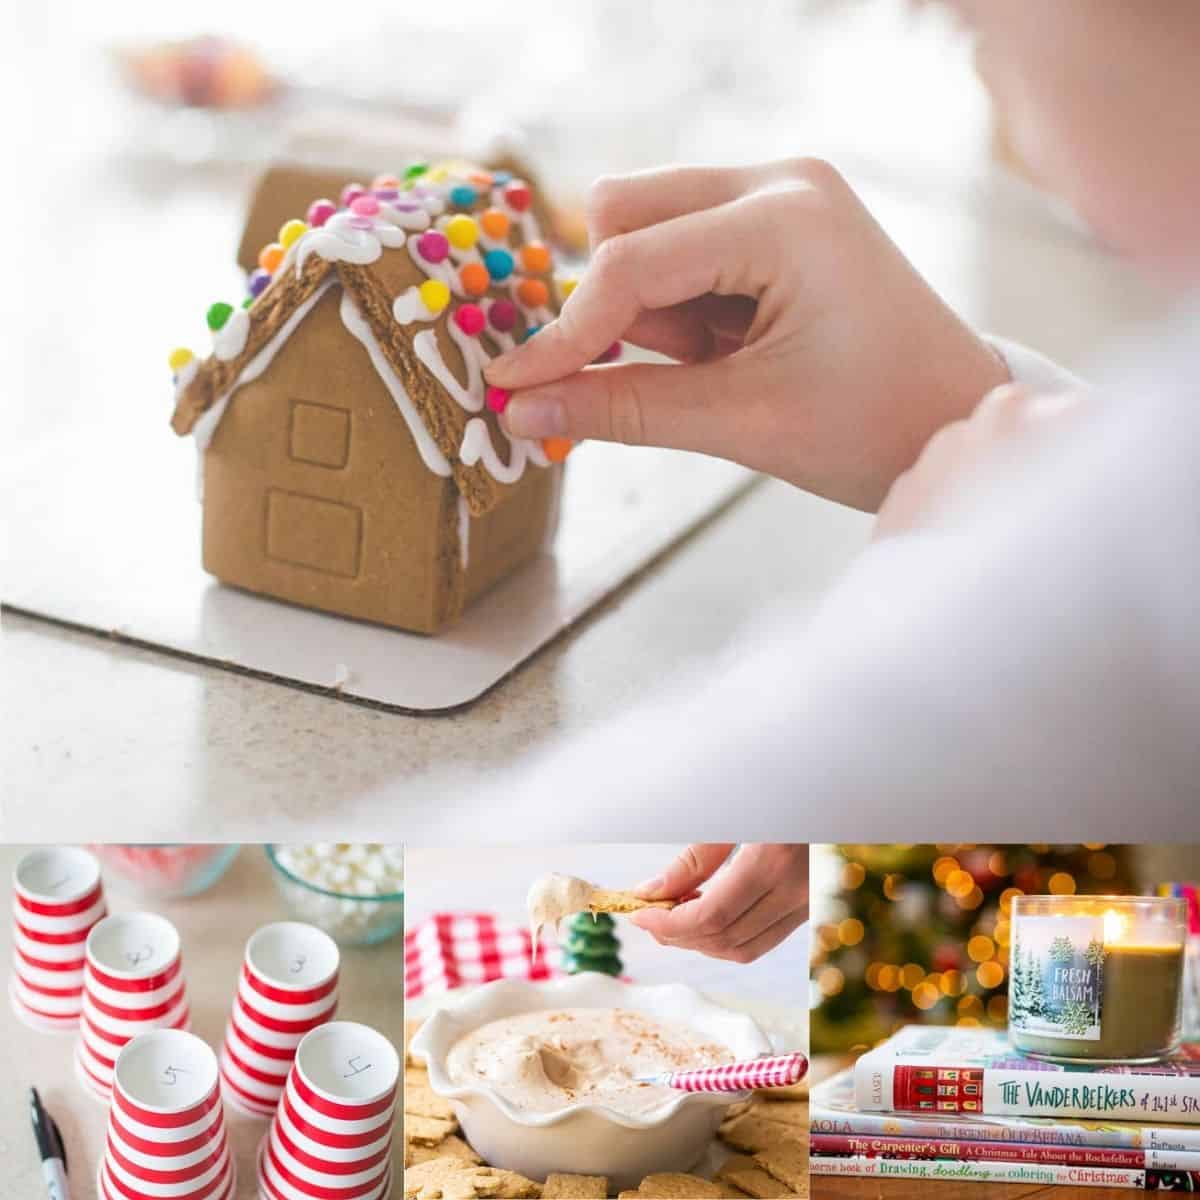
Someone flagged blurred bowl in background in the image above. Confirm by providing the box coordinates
[91,844,240,900]
[265,844,404,946]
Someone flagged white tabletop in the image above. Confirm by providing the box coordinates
[1,4,1173,837]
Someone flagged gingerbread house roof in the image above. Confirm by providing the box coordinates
[168,161,579,518]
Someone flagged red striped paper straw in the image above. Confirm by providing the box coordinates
[635,1051,808,1094]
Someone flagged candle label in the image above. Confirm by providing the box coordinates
[1010,916,1105,1041]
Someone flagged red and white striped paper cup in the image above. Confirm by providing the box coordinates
[221,922,340,1118]
[99,1028,236,1200]
[257,1021,398,1200]
[10,846,107,1034]
[77,912,191,1103]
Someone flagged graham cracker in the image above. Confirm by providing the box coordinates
[715,1154,795,1199]
[406,1134,482,1168]
[740,1099,807,1128]
[405,1113,458,1146]
[405,1069,458,1122]
[587,889,677,915]
[635,1174,725,1198]
[541,1174,607,1199]
[403,1158,541,1200]
[753,1142,808,1197]
[404,1157,495,1200]
[755,1082,808,1102]
[716,1185,754,1199]
[406,1018,425,1065]
[718,1112,793,1155]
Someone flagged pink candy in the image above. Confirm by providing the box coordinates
[350,194,381,217]
[417,230,450,264]
[454,304,486,336]
[340,182,366,207]
[306,199,337,228]
[486,386,511,413]
[488,299,518,332]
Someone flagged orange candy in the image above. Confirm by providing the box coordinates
[520,241,551,274]
[460,262,490,296]
[258,242,285,273]
[542,437,574,463]
[480,207,510,239]
[469,170,494,188]
[517,278,549,309]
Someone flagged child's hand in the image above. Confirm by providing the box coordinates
[874,382,1085,539]
[628,843,808,964]
[486,159,1009,511]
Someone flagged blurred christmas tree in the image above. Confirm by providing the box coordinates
[562,911,622,976]
[810,844,1134,1054]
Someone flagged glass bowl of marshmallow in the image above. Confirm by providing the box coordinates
[264,844,404,946]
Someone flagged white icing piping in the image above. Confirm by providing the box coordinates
[461,417,549,484]
[456,494,470,570]
[413,325,485,413]
[338,291,452,478]
[193,278,337,453]
[392,286,437,325]
[294,197,437,274]
[212,307,250,361]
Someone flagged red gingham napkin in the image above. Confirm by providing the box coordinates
[405,913,563,1001]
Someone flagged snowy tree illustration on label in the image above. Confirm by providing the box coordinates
[1009,915,1104,1041]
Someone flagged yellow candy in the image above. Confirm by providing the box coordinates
[419,279,450,313]
[278,218,308,249]
[168,347,195,371]
[445,214,479,249]
[558,275,579,300]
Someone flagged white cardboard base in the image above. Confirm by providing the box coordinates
[4,420,754,712]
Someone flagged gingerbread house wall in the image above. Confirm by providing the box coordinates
[201,286,458,634]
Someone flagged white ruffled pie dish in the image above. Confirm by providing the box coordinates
[413,974,771,1190]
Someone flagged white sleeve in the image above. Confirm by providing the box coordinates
[985,334,1088,394]
[417,311,1200,843]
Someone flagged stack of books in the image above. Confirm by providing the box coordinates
[811,1026,1200,1190]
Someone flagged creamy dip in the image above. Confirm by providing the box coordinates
[527,873,596,954]
[445,1007,731,1115]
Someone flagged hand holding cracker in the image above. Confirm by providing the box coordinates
[527,872,676,953]
[630,844,809,965]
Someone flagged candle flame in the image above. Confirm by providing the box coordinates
[1102,908,1127,944]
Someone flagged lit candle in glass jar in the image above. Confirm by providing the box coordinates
[1009,895,1186,1064]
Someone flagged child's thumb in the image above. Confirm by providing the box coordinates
[634,844,735,901]
[499,359,737,454]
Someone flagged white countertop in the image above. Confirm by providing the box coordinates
[1,4,1174,836]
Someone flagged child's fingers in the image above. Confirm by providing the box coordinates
[587,158,822,247]
[623,296,758,363]
[487,196,785,390]
[500,358,741,454]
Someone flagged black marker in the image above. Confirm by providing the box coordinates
[30,1088,70,1200]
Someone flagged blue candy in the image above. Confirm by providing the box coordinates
[492,170,512,186]
[522,323,543,342]
[483,248,515,281]
[449,184,478,208]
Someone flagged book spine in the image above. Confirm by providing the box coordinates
[810,1154,1152,1189]
[811,1133,1150,1167]
[811,1103,1200,1152]
[886,1062,1200,1123]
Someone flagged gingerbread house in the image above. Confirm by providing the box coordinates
[168,161,578,635]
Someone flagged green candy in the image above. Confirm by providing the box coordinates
[206,302,234,331]
[404,161,429,179]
